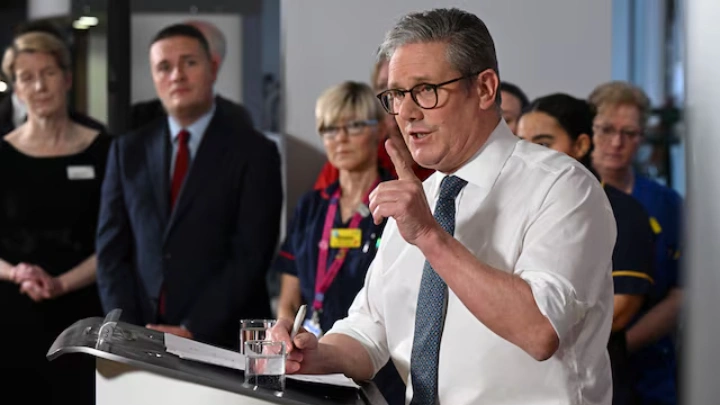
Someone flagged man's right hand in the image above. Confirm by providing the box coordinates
[270,318,322,374]
[270,318,378,381]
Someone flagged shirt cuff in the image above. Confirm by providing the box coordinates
[519,270,589,345]
[325,317,389,376]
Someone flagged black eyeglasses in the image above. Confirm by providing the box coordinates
[376,72,480,115]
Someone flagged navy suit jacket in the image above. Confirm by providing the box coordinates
[96,102,282,349]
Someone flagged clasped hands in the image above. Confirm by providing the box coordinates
[8,262,65,302]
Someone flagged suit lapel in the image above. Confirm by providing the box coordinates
[145,124,170,228]
[164,110,229,240]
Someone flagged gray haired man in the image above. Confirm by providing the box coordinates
[273,8,615,404]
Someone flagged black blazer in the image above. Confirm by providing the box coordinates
[96,101,282,349]
[130,95,254,131]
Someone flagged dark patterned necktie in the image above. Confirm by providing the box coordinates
[409,175,468,405]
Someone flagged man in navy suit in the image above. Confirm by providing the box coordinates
[96,24,282,349]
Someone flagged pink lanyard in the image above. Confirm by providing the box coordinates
[313,178,379,312]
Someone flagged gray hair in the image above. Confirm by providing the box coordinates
[378,8,499,81]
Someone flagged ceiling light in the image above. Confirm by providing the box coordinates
[78,16,99,26]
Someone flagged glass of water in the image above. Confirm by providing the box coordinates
[244,340,286,396]
[239,319,277,354]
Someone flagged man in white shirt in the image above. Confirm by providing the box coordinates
[273,8,615,404]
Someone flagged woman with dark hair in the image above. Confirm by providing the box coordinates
[517,93,655,405]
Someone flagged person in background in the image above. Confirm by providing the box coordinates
[589,81,683,405]
[130,19,254,130]
[499,81,529,134]
[313,55,434,191]
[272,8,616,404]
[275,81,405,404]
[0,31,112,405]
[0,20,104,136]
[96,24,282,349]
[517,93,655,405]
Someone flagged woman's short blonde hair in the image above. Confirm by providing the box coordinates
[315,81,386,133]
[588,81,651,127]
[2,32,71,82]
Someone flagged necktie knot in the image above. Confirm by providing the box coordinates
[438,175,467,201]
[177,129,190,144]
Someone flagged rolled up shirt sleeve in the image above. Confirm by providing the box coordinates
[516,167,617,345]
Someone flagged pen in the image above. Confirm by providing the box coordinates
[290,304,307,339]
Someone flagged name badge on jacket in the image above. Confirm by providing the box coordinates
[330,228,362,249]
[67,165,95,180]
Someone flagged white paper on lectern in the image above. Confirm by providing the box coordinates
[163,333,359,389]
[284,373,360,388]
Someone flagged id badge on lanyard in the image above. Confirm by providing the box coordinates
[303,310,324,337]
[312,178,379,334]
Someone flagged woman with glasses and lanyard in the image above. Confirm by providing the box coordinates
[273,81,404,404]
[517,93,655,405]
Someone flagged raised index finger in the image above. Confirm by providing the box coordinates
[385,135,418,181]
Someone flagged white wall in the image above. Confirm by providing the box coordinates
[281,0,612,217]
[684,0,720,403]
[27,0,70,19]
[130,13,243,104]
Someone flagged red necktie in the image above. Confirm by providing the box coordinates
[170,129,190,209]
[160,129,189,317]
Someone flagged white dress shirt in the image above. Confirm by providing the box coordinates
[327,120,616,405]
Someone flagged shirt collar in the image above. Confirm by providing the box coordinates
[167,102,216,142]
[429,119,519,199]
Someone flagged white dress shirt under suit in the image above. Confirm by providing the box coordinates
[327,120,616,405]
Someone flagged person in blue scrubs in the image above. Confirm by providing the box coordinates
[517,93,656,405]
[273,81,404,404]
[589,81,683,405]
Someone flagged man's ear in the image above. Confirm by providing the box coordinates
[475,69,499,111]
